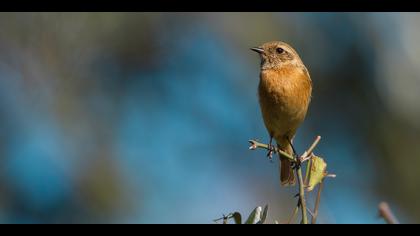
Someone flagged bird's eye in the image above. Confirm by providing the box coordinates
[276,47,284,54]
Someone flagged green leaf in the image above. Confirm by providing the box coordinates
[306,155,327,191]
[232,212,242,224]
[245,206,262,224]
[257,205,268,224]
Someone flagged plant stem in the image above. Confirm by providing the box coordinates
[296,166,308,224]
[304,136,321,156]
[378,202,399,224]
[288,205,300,224]
[311,181,324,224]
[248,140,296,162]
[304,158,312,185]
[296,136,320,224]
[248,135,323,225]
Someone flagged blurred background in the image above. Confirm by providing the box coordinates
[0,12,419,223]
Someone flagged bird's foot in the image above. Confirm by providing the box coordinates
[287,137,302,169]
[266,143,274,162]
[291,153,302,169]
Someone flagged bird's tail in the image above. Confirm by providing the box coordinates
[279,143,296,186]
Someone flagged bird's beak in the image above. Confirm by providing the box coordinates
[250,47,264,54]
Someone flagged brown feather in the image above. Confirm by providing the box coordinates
[258,65,312,186]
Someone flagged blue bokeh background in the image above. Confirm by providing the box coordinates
[0,12,419,223]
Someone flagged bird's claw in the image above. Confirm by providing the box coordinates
[266,143,274,162]
[291,154,302,169]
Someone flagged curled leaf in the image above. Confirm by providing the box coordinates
[306,155,327,191]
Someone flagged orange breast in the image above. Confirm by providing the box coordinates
[258,66,312,145]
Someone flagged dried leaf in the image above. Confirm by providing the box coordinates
[306,155,327,191]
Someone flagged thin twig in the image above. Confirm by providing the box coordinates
[300,136,321,162]
[379,202,399,224]
[248,136,321,163]
[296,136,321,224]
[248,135,323,225]
[311,181,324,224]
[296,167,308,224]
[307,208,315,218]
[248,140,296,162]
[288,200,300,224]
[214,214,230,224]
[306,135,322,155]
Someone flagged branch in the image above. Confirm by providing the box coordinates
[378,202,399,224]
[300,135,321,163]
[248,140,296,162]
[296,167,308,224]
[248,135,324,225]
[287,204,300,224]
[311,181,324,224]
[297,136,321,224]
[248,136,321,163]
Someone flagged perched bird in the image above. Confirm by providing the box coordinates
[251,41,312,186]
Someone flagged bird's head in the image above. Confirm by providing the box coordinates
[251,41,304,70]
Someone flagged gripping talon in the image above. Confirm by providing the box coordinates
[266,136,274,161]
[266,144,274,161]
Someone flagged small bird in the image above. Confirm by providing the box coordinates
[251,41,312,186]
